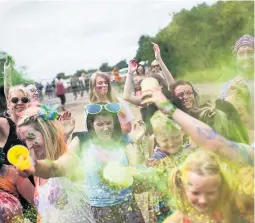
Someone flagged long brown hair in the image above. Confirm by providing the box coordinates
[171,80,199,107]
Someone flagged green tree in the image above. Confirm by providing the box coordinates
[99,63,112,72]
[135,1,254,81]
[56,72,66,79]
[114,60,128,69]
[0,51,33,86]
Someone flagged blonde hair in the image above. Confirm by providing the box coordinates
[89,72,118,103]
[169,150,232,222]
[150,110,181,135]
[17,107,66,160]
[8,85,30,100]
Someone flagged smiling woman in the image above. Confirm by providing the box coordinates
[81,105,145,223]
[0,85,36,222]
[0,85,30,160]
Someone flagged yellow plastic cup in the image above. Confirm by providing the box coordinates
[7,145,31,170]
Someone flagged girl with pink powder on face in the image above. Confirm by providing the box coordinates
[87,72,134,135]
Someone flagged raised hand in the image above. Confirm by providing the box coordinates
[128,59,138,74]
[129,120,146,144]
[59,111,75,140]
[151,42,161,60]
[141,87,169,110]
[4,56,14,74]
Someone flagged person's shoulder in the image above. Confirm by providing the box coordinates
[2,165,18,182]
[0,116,8,125]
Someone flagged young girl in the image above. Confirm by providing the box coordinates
[164,151,253,223]
[0,150,34,223]
[17,105,94,223]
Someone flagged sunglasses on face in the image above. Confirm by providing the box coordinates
[10,97,30,104]
[85,103,121,114]
[153,65,159,68]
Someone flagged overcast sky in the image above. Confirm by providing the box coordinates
[0,0,217,82]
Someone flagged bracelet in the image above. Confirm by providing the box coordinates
[160,101,176,118]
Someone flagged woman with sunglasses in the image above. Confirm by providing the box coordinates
[88,72,134,134]
[0,85,30,163]
[81,103,145,223]
[0,85,36,222]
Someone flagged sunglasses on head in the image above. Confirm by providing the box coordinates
[11,97,30,104]
[85,103,121,115]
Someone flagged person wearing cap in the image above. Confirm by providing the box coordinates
[220,34,254,100]
[220,35,254,136]
[151,60,165,80]
[234,34,254,74]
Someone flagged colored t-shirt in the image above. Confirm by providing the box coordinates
[81,142,132,207]
[56,81,65,96]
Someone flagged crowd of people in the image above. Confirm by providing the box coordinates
[0,34,254,223]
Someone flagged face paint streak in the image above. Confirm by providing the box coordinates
[34,140,38,145]
[28,132,36,138]
[188,182,193,186]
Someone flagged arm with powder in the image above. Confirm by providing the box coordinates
[141,89,254,166]
[22,137,83,180]
[4,56,14,99]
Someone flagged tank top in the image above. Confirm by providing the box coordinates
[0,112,25,165]
[34,177,94,223]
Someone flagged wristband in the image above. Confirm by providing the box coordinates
[160,101,176,118]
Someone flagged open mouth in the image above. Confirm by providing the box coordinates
[15,106,25,112]
[195,203,208,211]
[183,100,192,107]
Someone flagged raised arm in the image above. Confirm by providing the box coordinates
[141,89,254,166]
[4,56,14,99]
[152,42,175,89]
[123,59,142,106]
